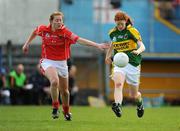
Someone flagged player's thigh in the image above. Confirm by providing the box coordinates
[112,66,126,83]
[126,74,140,87]
[44,67,59,83]
[112,72,126,87]
[126,64,140,87]
[128,84,139,97]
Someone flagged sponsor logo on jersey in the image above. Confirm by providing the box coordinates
[124,34,128,39]
[117,34,128,39]
[45,33,50,37]
[118,35,123,39]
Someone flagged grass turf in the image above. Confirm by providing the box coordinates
[0,106,179,131]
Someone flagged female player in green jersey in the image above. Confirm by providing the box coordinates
[105,11,145,118]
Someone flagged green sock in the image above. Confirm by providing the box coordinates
[136,98,143,107]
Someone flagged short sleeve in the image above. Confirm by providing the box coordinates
[109,33,113,40]
[108,28,116,40]
[33,25,46,36]
[128,27,142,42]
[64,28,79,44]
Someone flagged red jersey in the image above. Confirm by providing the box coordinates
[33,24,79,60]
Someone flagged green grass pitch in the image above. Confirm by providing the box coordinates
[0,106,179,131]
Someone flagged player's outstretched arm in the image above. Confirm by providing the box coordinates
[77,37,110,50]
[22,31,37,54]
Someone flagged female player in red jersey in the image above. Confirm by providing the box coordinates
[22,11,109,120]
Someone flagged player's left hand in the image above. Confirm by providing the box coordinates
[131,50,140,55]
[97,43,110,50]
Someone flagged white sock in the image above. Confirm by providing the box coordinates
[114,87,123,105]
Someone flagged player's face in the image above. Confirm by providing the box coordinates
[116,20,126,31]
[52,15,63,29]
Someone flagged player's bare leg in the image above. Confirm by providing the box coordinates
[59,76,72,121]
[111,72,125,117]
[45,67,60,119]
[129,84,144,118]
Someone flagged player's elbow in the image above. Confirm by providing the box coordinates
[77,37,84,44]
[143,45,146,52]
[140,41,146,52]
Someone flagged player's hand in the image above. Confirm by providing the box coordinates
[22,44,29,54]
[131,50,140,55]
[97,43,110,50]
[105,57,112,65]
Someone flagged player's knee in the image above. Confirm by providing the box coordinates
[131,92,141,100]
[115,82,122,88]
[51,78,59,88]
[131,95,137,100]
[137,92,141,98]
[61,89,69,96]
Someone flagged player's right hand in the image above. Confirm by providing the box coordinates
[22,44,29,54]
[105,57,112,65]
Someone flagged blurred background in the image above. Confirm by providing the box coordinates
[0,0,180,107]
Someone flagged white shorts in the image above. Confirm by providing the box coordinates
[113,63,141,86]
[40,58,68,78]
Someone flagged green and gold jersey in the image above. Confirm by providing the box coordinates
[109,25,142,67]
